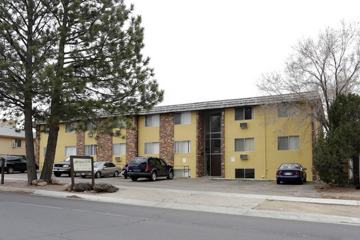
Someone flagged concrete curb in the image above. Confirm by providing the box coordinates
[31,189,360,226]
[114,185,360,206]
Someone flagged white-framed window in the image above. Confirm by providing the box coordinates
[235,138,255,152]
[12,139,21,148]
[175,141,191,153]
[144,142,160,154]
[145,115,160,127]
[64,146,77,157]
[174,112,191,125]
[235,107,252,120]
[113,143,126,156]
[278,103,298,118]
[278,136,299,150]
[65,122,76,133]
[85,145,97,155]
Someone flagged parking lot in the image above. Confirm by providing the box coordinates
[2,172,330,198]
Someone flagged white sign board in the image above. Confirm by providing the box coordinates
[73,158,92,172]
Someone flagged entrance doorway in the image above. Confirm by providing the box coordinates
[204,111,222,176]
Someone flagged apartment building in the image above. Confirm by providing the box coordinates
[37,92,319,180]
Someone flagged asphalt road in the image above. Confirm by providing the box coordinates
[0,192,358,240]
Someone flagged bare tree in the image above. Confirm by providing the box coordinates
[258,22,360,131]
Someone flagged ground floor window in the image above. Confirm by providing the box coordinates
[144,142,160,154]
[175,141,191,153]
[64,146,77,157]
[235,168,255,179]
[85,145,97,156]
[113,143,126,156]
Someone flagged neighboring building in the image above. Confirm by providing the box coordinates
[0,124,27,156]
[37,92,320,180]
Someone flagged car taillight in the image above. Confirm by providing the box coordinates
[145,163,150,172]
[277,170,282,176]
[294,171,299,176]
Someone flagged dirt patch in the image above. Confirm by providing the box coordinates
[314,183,360,200]
[256,200,360,218]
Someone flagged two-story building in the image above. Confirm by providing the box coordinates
[37,92,320,180]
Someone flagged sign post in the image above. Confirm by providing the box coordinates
[70,156,94,191]
[1,158,5,185]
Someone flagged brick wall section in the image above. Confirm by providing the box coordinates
[196,112,205,177]
[96,132,113,161]
[35,125,40,164]
[221,110,225,177]
[160,113,174,165]
[126,116,138,163]
[76,131,85,156]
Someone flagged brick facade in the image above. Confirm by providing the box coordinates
[76,131,85,156]
[126,117,138,163]
[96,132,113,161]
[160,113,174,165]
[196,112,205,177]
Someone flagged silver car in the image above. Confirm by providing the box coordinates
[81,161,121,178]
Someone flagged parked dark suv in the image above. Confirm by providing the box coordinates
[0,155,38,174]
[127,157,174,181]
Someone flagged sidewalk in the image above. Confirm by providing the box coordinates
[1,181,360,226]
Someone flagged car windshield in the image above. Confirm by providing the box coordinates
[129,157,147,166]
[94,162,103,167]
[279,164,301,170]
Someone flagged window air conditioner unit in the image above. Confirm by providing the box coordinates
[113,130,121,137]
[240,154,248,160]
[115,157,121,162]
[240,122,248,129]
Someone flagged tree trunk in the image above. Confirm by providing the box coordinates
[40,0,69,182]
[24,103,37,185]
[40,121,59,181]
[24,0,37,185]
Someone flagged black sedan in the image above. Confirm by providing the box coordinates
[0,155,38,174]
[127,157,174,181]
[276,163,307,184]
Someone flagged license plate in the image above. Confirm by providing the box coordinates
[284,172,292,176]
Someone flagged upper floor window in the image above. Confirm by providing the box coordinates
[12,139,21,148]
[144,142,160,154]
[235,107,252,120]
[278,103,298,118]
[65,122,76,133]
[145,115,160,127]
[174,112,191,125]
[235,138,255,152]
[113,143,126,156]
[85,144,97,155]
[278,136,299,150]
[175,141,191,153]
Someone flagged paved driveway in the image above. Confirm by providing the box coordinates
[3,172,323,198]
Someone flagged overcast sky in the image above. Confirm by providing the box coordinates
[126,0,360,105]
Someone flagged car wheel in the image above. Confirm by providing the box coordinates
[95,172,102,178]
[298,178,303,185]
[113,171,119,177]
[276,178,281,184]
[131,177,138,181]
[54,172,61,177]
[7,167,14,174]
[167,170,174,180]
[151,171,157,181]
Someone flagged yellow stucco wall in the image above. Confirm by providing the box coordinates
[0,137,26,156]
[112,129,127,168]
[138,115,160,158]
[39,124,77,168]
[174,112,197,178]
[224,104,313,180]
